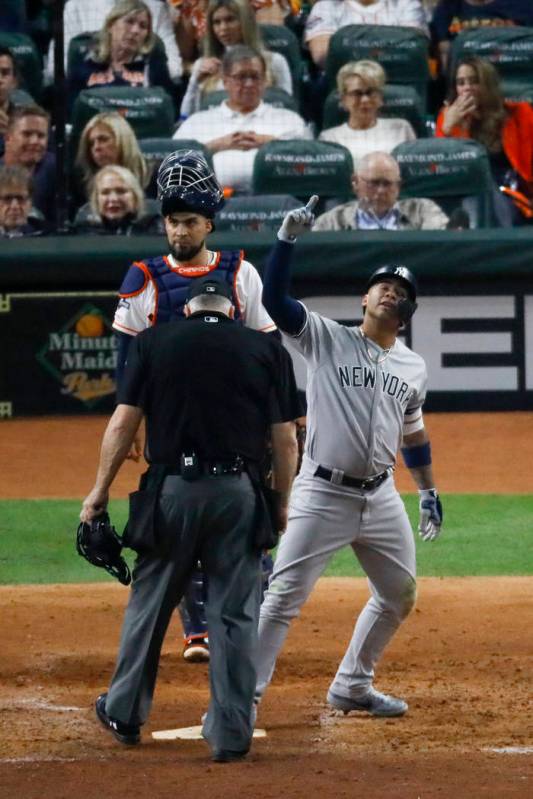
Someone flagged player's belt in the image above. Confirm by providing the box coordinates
[314,465,389,491]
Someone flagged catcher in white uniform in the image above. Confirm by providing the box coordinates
[255,195,443,717]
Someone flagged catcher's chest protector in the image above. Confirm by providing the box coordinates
[144,251,243,324]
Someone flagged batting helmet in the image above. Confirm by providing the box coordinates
[157,149,224,218]
[365,265,418,324]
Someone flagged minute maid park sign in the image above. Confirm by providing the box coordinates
[37,303,118,408]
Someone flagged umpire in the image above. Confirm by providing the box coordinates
[80,273,299,763]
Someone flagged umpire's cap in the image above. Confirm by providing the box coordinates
[366,265,418,302]
[187,272,233,302]
[157,149,225,218]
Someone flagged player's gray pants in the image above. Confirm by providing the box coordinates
[255,455,417,703]
[105,473,261,755]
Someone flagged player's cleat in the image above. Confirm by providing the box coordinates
[183,635,210,662]
[211,748,249,763]
[327,687,408,717]
[95,693,141,745]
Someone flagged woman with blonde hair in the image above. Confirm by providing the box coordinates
[180,0,292,116]
[436,56,533,225]
[74,112,148,206]
[68,0,175,104]
[319,60,416,169]
[74,164,164,234]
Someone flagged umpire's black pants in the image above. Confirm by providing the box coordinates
[105,472,260,755]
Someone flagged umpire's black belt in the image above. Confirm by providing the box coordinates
[314,465,389,491]
[167,456,244,477]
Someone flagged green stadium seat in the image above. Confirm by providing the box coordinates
[139,137,213,180]
[217,194,301,232]
[71,86,176,144]
[259,23,306,100]
[392,138,495,228]
[322,84,426,137]
[450,27,533,98]
[0,32,42,101]
[200,86,297,112]
[252,140,354,209]
[324,25,429,110]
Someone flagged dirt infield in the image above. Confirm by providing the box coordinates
[1,413,532,796]
[1,579,532,798]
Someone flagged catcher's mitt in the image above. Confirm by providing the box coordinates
[76,512,131,585]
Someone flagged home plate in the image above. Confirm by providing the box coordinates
[483,746,533,755]
[152,725,266,741]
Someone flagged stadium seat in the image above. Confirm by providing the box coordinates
[259,23,306,100]
[0,32,43,101]
[216,194,301,232]
[392,138,495,228]
[139,137,213,187]
[70,86,176,144]
[324,25,430,110]
[200,86,298,112]
[321,84,426,137]
[252,140,354,210]
[450,27,533,98]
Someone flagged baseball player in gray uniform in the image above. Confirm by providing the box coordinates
[254,195,443,717]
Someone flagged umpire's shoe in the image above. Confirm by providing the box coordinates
[327,687,408,717]
[95,693,141,745]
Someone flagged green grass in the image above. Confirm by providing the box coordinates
[0,496,532,585]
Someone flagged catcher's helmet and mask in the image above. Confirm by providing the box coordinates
[365,264,418,324]
[76,513,131,586]
[156,149,225,223]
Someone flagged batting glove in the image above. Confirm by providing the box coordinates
[277,195,319,242]
[418,489,443,542]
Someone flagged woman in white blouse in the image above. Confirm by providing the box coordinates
[319,60,416,169]
[180,0,292,117]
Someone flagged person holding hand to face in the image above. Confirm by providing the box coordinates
[436,56,533,225]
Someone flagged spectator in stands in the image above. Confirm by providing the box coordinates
[67,0,176,106]
[431,1,533,72]
[436,56,533,226]
[0,48,20,155]
[74,112,148,206]
[319,61,416,170]
[305,0,429,69]
[74,164,164,234]
[0,105,55,223]
[166,1,208,68]
[174,45,311,192]
[180,0,292,118]
[47,0,182,82]
[313,150,449,230]
[0,165,47,238]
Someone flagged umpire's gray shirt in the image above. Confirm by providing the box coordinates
[292,309,427,477]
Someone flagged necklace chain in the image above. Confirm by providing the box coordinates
[359,327,392,365]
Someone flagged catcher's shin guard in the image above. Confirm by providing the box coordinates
[178,566,208,638]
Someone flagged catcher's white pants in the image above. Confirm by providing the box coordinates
[255,455,417,702]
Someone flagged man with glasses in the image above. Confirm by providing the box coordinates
[313,151,450,231]
[0,164,47,237]
[174,45,311,192]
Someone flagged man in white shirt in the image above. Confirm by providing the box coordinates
[313,151,449,230]
[174,45,311,193]
[47,0,183,81]
[305,0,429,67]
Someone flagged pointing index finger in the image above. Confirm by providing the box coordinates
[305,195,319,213]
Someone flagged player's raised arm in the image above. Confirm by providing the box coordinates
[262,196,319,335]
